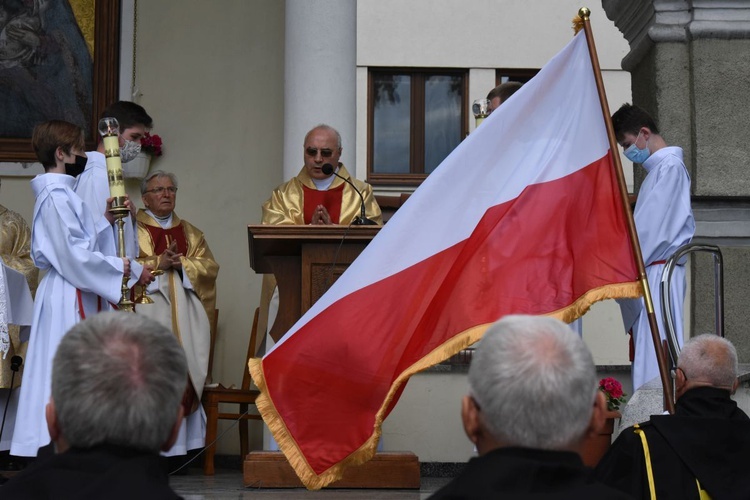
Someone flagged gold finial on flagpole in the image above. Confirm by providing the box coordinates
[572,7,589,35]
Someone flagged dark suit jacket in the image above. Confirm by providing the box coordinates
[0,444,182,499]
[430,446,634,499]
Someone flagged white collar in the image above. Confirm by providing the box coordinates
[146,209,173,229]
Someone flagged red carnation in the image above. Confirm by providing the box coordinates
[141,132,163,157]
[599,377,627,411]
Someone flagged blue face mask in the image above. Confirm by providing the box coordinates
[623,131,650,163]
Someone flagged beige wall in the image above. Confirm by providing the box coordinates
[130,0,285,453]
[357,0,627,69]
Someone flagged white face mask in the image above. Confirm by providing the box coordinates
[120,140,142,163]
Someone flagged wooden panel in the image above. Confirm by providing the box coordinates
[243,451,421,489]
[301,243,367,312]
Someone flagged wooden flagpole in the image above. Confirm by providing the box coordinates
[575,7,675,413]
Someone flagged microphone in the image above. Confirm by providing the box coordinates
[10,356,22,372]
[322,163,378,225]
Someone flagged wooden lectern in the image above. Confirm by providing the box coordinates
[245,224,420,489]
[248,224,380,341]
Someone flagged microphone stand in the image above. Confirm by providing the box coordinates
[321,164,378,226]
[0,355,23,444]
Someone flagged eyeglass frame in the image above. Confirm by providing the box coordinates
[305,147,338,158]
[144,186,178,195]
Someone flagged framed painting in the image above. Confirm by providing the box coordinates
[0,0,120,163]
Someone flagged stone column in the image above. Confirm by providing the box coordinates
[603,0,750,359]
[283,0,357,180]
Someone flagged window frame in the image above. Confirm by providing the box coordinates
[495,68,539,86]
[367,67,469,186]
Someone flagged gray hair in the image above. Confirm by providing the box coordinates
[51,312,188,452]
[678,334,738,388]
[305,124,342,149]
[469,315,598,450]
[140,170,179,194]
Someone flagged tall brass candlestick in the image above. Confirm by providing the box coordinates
[98,117,134,312]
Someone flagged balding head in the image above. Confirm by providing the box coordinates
[675,334,739,398]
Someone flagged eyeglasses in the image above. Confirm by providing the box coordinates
[145,186,178,195]
[305,147,335,158]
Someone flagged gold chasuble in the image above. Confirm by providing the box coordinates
[0,205,38,389]
[262,164,382,226]
[135,210,219,407]
[259,165,382,342]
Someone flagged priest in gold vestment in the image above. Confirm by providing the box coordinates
[135,171,219,456]
[0,202,38,451]
[259,124,382,345]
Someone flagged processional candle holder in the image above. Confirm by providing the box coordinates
[472,98,491,128]
[136,265,163,304]
[98,117,134,312]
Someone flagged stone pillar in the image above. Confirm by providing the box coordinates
[603,0,750,359]
[283,0,357,180]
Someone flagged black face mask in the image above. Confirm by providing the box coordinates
[64,154,88,178]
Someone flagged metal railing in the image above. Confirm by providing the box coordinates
[660,243,724,370]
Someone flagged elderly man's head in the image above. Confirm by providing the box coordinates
[47,312,187,453]
[303,124,342,180]
[141,170,178,218]
[463,315,604,455]
[674,334,739,399]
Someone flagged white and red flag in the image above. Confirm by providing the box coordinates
[250,30,641,489]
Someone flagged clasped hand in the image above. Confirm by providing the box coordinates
[158,240,183,270]
[311,204,333,225]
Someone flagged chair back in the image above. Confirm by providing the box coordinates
[242,308,260,391]
[206,308,219,383]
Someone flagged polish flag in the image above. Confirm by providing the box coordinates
[250,31,641,489]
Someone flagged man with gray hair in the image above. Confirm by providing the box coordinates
[135,170,219,457]
[1,312,185,498]
[596,334,750,499]
[430,315,633,499]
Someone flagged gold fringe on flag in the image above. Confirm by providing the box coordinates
[572,16,585,35]
[550,280,642,324]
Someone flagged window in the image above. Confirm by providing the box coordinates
[495,68,538,86]
[368,69,468,185]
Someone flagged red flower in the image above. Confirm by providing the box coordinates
[599,377,627,411]
[141,132,163,156]
[601,378,622,398]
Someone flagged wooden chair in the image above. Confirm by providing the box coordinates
[201,307,262,475]
[206,309,219,385]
